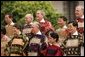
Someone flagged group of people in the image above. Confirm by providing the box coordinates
[1,5,84,56]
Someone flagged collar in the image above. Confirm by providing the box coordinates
[54,43,60,47]
[49,43,60,47]
[63,25,67,29]
[19,31,21,35]
[40,18,45,23]
[10,22,15,25]
[80,15,84,19]
[36,31,42,35]
[29,22,33,25]
[6,22,15,27]
[72,31,78,35]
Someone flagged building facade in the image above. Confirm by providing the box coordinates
[52,1,84,21]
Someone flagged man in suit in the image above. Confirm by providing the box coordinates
[75,5,84,56]
[36,10,54,35]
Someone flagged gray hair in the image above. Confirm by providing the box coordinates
[76,5,84,13]
[25,14,34,21]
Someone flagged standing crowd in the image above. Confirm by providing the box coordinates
[1,5,84,56]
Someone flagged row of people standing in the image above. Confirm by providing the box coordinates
[56,5,84,56]
[1,10,55,56]
[1,5,84,56]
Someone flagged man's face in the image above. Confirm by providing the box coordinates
[75,7,83,18]
[36,11,43,21]
[57,18,65,27]
[25,16,32,24]
[5,15,12,24]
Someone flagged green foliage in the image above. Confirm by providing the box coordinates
[1,1,61,29]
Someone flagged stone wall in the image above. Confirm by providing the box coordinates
[51,1,84,21]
